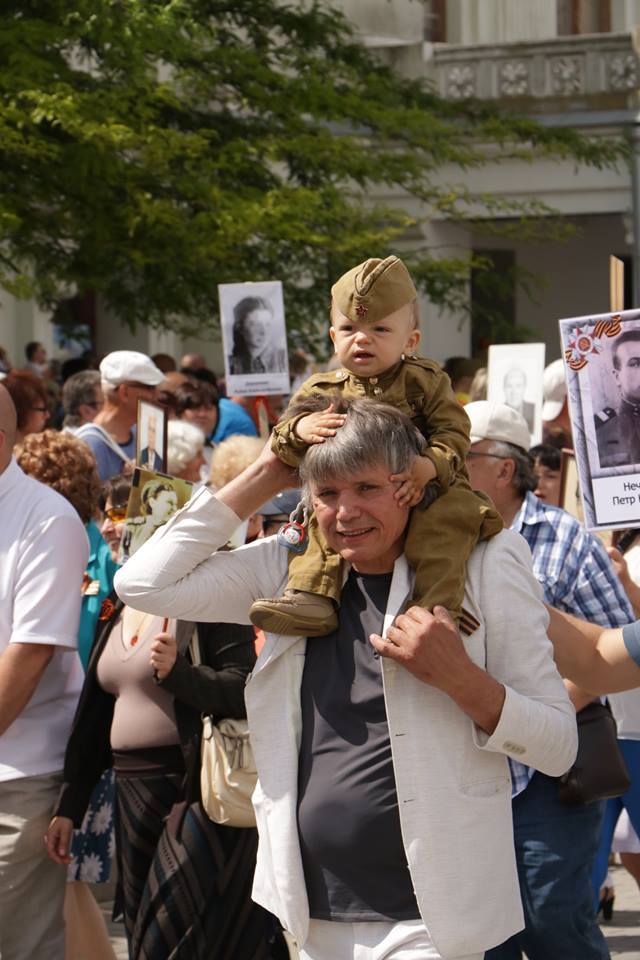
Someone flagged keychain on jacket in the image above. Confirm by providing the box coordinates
[277,502,309,554]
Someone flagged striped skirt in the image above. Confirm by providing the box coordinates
[115,771,282,960]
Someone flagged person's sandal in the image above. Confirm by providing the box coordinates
[598,884,615,922]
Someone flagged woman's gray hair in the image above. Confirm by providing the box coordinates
[484,439,537,497]
[298,396,425,489]
[167,420,205,476]
[62,370,101,428]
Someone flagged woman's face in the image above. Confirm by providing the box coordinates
[149,489,178,524]
[240,309,270,354]
[21,401,49,438]
[179,449,206,483]
[100,498,127,562]
[533,458,562,506]
[182,404,218,437]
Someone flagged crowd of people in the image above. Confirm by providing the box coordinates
[2,256,640,960]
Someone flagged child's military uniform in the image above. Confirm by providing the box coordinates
[270,356,502,622]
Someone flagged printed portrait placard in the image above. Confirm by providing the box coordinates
[559,308,640,531]
[219,281,290,397]
[136,399,167,473]
[487,343,546,444]
[119,468,193,563]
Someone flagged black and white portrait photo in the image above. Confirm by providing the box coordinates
[219,281,290,397]
[119,468,193,562]
[487,343,545,444]
[560,308,640,531]
[589,326,640,469]
[136,399,167,473]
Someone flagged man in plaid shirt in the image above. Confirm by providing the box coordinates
[465,401,632,960]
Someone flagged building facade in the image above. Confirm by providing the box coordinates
[3,1,640,371]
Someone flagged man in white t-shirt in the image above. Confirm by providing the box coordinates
[0,384,88,960]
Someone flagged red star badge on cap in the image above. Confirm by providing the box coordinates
[355,302,368,318]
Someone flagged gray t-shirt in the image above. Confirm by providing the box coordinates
[297,569,420,922]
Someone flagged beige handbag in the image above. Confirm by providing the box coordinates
[200,716,257,827]
[190,630,257,828]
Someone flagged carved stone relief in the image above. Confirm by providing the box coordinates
[499,60,529,97]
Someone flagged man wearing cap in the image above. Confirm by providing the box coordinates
[595,330,640,468]
[251,255,502,638]
[542,358,572,449]
[75,350,163,481]
[256,489,303,539]
[465,400,632,960]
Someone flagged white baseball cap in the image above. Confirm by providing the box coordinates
[542,359,567,422]
[100,350,164,388]
[466,401,530,452]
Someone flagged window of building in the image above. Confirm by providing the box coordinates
[423,0,447,43]
[471,249,516,354]
[557,0,611,35]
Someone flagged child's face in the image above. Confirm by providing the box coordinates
[330,302,420,378]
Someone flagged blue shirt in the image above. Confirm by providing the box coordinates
[623,621,640,667]
[211,398,258,444]
[509,491,634,796]
[77,521,118,670]
[74,423,136,482]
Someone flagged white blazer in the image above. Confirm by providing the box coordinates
[115,489,577,959]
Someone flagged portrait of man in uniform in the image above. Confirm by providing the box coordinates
[595,330,640,468]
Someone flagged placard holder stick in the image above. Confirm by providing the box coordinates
[610,255,625,313]
[252,396,271,439]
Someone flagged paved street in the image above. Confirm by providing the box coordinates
[602,864,640,959]
[97,862,640,959]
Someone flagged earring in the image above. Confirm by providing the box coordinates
[401,353,405,361]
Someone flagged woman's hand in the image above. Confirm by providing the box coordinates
[45,816,74,865]
[150,632,178,680]
[295,403,347,445]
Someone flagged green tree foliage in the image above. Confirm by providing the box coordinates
[0,1,627,337]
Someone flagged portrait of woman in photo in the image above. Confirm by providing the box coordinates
[122,477,179,558]
[228,296,287,376]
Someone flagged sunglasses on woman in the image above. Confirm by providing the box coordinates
[104,505,128,523]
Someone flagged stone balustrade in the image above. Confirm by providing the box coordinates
[427,31,640,105]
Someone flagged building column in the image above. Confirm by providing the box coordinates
[447,0,557,45]
[611,0,640,32]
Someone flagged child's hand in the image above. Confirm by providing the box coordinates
[390,471,425,507]
[150,632,177,680]
[295,403,347,445]
[390,457,437,507]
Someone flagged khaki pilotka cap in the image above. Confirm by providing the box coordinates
[331,256,417,324]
